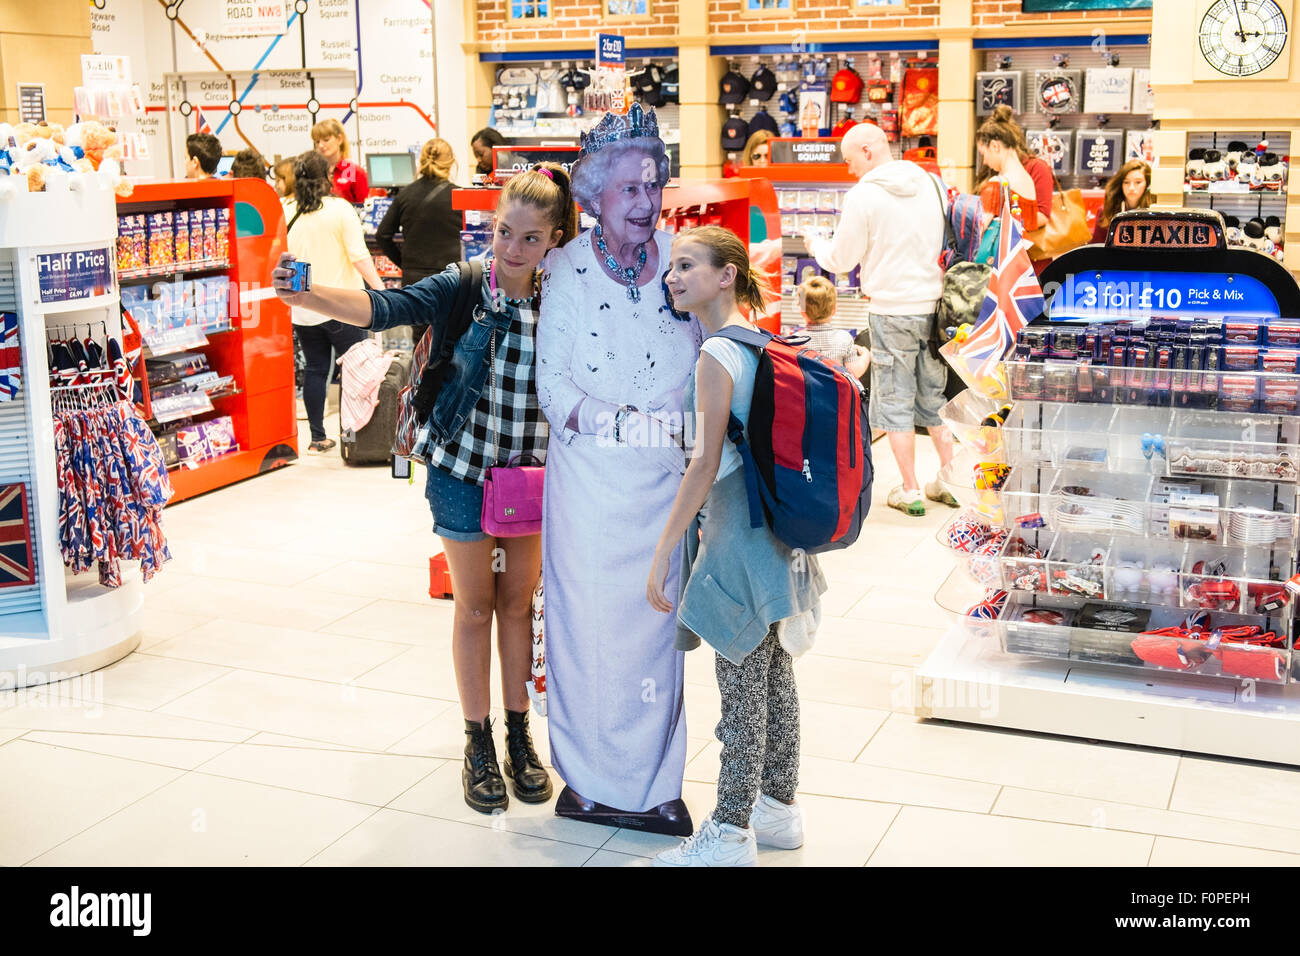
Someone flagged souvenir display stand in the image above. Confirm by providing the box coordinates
[0,181,143,686]
[452,177,781,330]
[115,178,296,505]
[918,210,1300,766]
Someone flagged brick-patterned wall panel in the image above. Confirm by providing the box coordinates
[973,1,1152,28]
[708,0,940,37]
[478,0,680,43]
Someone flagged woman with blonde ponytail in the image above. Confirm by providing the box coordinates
[648,225,825,867]
[376,138,463,288]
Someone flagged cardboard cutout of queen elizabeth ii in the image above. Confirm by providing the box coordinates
[535,105,702,835]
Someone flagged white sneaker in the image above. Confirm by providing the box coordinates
[653,817,758,867]
[750,794,804,849]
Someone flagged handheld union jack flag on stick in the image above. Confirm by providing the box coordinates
[956,189,1045,386]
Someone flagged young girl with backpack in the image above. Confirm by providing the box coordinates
[273,164,576,816]
[647,226,827,867]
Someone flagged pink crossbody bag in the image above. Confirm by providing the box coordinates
[480,328,544,537]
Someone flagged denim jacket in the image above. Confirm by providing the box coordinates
[365,260,516,445]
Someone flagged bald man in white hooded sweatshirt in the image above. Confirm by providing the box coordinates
[804,122,956,517]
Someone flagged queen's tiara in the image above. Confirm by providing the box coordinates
[579,103,661,157]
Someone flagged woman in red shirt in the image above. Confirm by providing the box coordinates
[973,105,1054,271]
[311,118,369,204]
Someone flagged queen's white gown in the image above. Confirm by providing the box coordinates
[536,229,703,812]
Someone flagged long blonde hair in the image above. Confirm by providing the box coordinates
[676,225,774,316]
[310,118,350,159]
[419,138,455,180]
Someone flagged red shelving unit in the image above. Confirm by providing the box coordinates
[116,178,297,504]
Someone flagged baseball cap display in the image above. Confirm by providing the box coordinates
[721,115,750,151]
[779,91,799,114]
[662,64,679,103]
[830,67,864,103]
[561,67,591,91]
[749,109,779,135]
[719,70,750,105]
[831,117,859,137]
[633,64,666,107]
[750,65,777,101]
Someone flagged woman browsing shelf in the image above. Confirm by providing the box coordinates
[283,151,386,454]
[972,105,1053,232]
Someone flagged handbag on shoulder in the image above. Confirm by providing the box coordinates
[479,328,544,538]
[1025,172,1091,260]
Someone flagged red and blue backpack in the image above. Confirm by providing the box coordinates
[711,326,873,554]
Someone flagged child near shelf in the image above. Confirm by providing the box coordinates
[792,275,869,377]
[647,226,826,868]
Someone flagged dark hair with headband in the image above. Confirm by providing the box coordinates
[499,161,578,246]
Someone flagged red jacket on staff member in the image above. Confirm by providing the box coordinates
[311,117,370,205]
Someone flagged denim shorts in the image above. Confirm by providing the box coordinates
[425,465,488,542]
[866,312,946,432]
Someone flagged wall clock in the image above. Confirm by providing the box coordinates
[1194,0,1291,80]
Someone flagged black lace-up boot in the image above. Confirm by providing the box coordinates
[503,709,553,803]
[463,716,509,813]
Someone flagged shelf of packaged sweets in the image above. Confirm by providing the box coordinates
[1006,359,1300,416]
[119,261,229,282]
[116,178,296,502]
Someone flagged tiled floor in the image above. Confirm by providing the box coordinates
[5,416,1300,866]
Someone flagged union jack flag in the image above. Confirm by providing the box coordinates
[0,312,20,401]
[0,483,34,588]
[956,190,1045,382]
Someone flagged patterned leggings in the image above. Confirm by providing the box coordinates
[712,629,801,828]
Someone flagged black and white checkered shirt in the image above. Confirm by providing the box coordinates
[427,300,549,485]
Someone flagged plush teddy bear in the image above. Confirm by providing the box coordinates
[79,121,117,171]
[1224,140,1249,175]
[1202,148,1229,183]
[14,135,56,191]
[1253,151,1286,192]
[1242,217,1269,252]
[1223,215,1244,246]
[1186,147,1206,188]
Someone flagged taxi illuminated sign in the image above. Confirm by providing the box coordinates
[1107,211,1225,251]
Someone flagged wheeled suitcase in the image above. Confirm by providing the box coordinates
[340,351,412,465]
